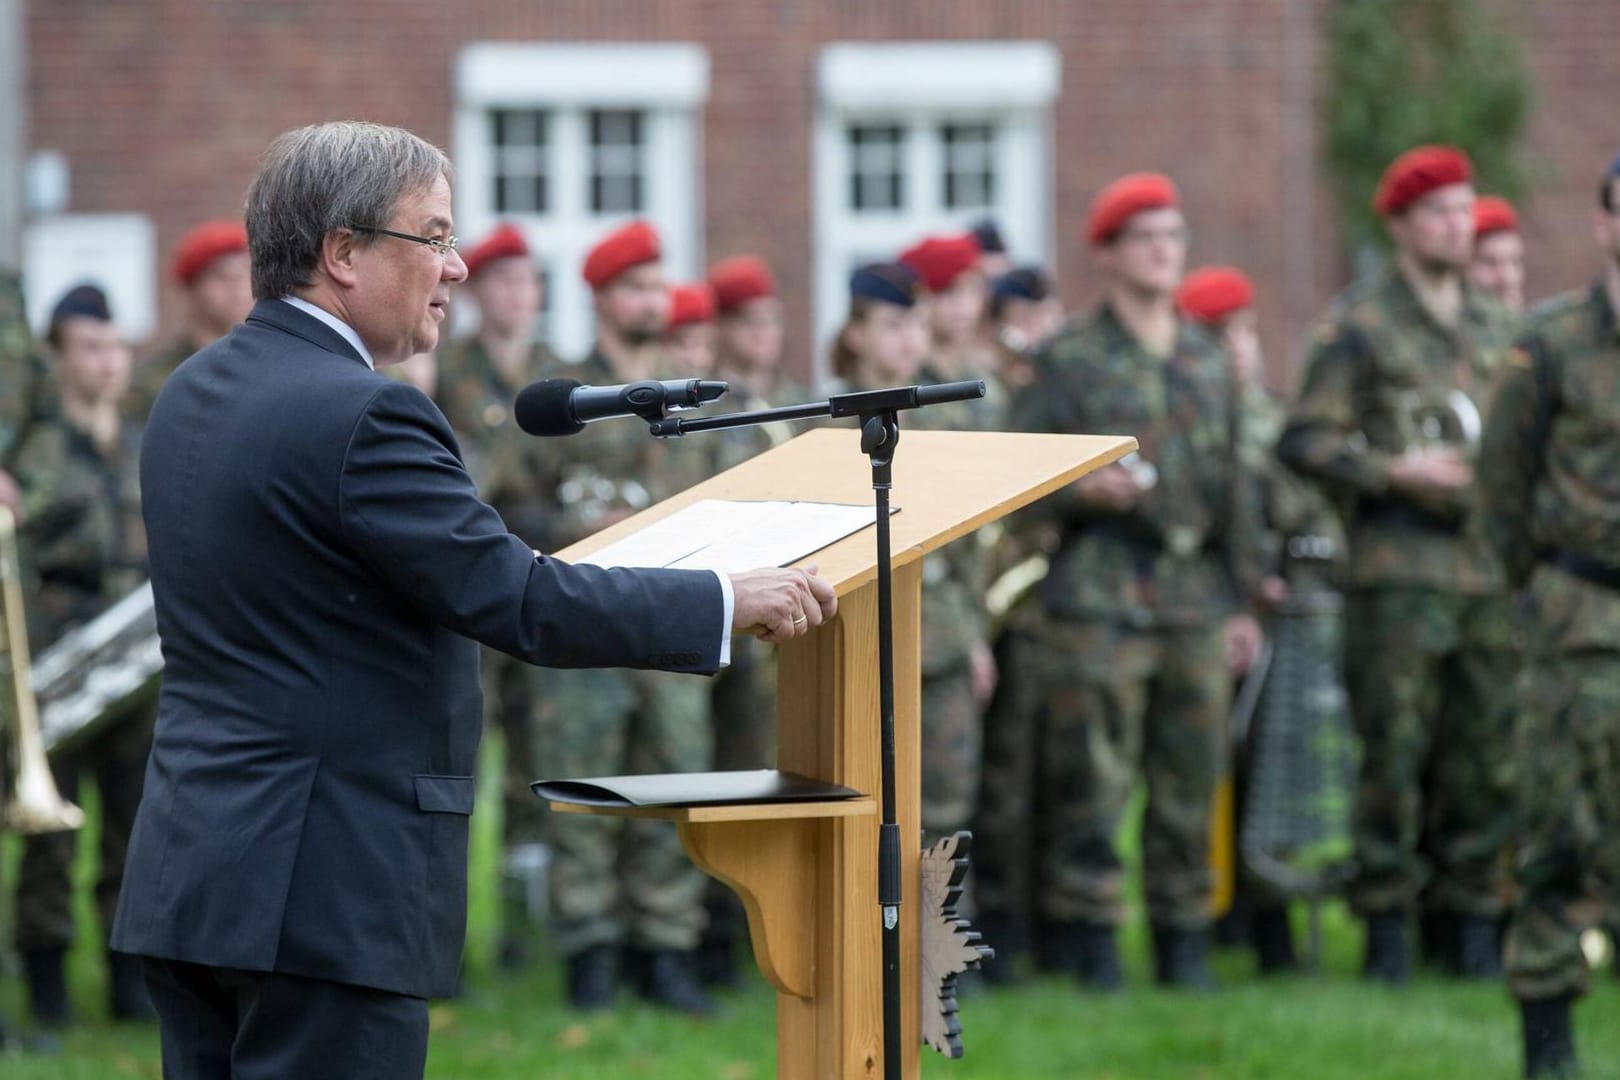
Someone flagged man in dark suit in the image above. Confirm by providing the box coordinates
[109,120,834,1080]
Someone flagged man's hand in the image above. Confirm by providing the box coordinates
[969,640,998,708]
[1223,613,1264,677]
[1071,464,1141,513]
[730,564,838,642]
[0,470,17,518]
[1388,447,1472,498]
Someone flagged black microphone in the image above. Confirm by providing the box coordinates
[513,377,728,436]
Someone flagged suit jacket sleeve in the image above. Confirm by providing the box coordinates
[338,379,723,674]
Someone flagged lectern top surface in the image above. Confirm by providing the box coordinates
[554,427,1134,596]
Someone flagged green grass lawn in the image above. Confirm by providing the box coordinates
[4,742,1618,1079]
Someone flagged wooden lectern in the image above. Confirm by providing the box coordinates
[546,427,1133,1078]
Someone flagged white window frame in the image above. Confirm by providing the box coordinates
[813,41,1061,388]
[453,43,709,361]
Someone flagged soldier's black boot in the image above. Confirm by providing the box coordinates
[1455,915,1503,979]
[1037,920,1086,975]
[1252,905,1298,975]
[565,945,618,1012]
[975,914,1027,985]
[1362,912,1411,985]
[1074,921,1123,992]
[1520,994,1577,1079]
[22,947,70,1028]
[1419,908,1458,972]
[1154,926,1218,991]
[636,949,715,1016]
[108,951,158,1021]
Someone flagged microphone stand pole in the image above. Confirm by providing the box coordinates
[649,379,983,1078]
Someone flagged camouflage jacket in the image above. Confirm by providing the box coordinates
[11,415,146,650]
[1240,382,1343,579]
[433,337,563,549]
[0,270,53,468]
[129,336,202,424]
[548,349,714,549]
[1479,280,1620,648]
[1011,303,1263,630]
[1279,267,1517,594]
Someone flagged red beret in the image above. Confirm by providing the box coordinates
[582,220,662,289]
[708,256,777,313]
[1474,195,1520,238]
[1373,145,1473,216]
[1086,172,1180,246]
[172,220,248,285]
[667,283,717,329]
[1177,267,1256,325]
[897,234,981,293]
[463,223,529,277]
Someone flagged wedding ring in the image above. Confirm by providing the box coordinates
[793,614,808,627]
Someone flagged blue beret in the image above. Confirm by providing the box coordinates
[969,217,1007,255]
[50,282,112,325]
[990,265,1052,306]
[849,262,918,308]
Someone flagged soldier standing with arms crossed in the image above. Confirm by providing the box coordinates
[1279,146,1519,982]
[1479,152,1620,1080]
[988,173,1263,990]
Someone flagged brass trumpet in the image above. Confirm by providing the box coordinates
[0,505,85,835]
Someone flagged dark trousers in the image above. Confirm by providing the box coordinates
[141,957,429,1080]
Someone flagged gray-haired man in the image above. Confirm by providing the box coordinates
[109,121,834,1079]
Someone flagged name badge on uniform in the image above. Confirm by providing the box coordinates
[483,403,508,429]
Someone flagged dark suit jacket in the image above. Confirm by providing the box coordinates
[110,300,722,998]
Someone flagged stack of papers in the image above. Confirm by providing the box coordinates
[578,499,886,573]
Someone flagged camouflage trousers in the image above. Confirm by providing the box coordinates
[921,662,981,839]
[15,705,153,950]
[532,666,712,957]
[1341,588,1516,917]
[976,616,1228,930]
[710,636,775,772]
[483,647,544,847]
[1504,576,1620,1002]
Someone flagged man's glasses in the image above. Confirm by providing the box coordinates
[349,225,459,257]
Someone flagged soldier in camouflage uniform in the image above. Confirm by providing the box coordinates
[536,221,716,1014]
[11,285,156,1027]
[128,221,252,422]
[1478,155,1620,1079]
[1469,196,1527,315]
[982,175,1265,991]
[1,269,54,506]
[432,223,564,969]
[1278,147,1519,983]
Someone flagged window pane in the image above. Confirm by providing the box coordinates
[490,108,550,214]
[846,124,905,213]
[941,122,996,210]
[588,108,646,214]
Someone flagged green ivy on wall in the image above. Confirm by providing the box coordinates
[1325,0,1532,249]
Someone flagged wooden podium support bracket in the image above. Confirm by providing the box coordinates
[544,428,1134,1079]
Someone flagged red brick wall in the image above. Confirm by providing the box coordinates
[26,0,1619,387]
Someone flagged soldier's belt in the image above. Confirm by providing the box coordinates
[1359,498,1460,535]
[1083,518,1210,558]
[1549,549,1620,592]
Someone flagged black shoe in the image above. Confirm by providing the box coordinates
[1521,994,1577,1079]
[636,949,714,1016]
[975,914,1027,985]
[1253,906,1298,975]
[1419,908,1458,972]
[22,947,70,1028]
[496,935,531,972]
[1363,912,1411,985]
[1154,927,1218,991]
[1037,920,1086,975]
[566,945,618,1012]
[695,935,742,989]
[1074,921,1123,992]
[108,951,158,1021]
[1455,915,1503,979]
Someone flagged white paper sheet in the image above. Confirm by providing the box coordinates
[578,499,886,573]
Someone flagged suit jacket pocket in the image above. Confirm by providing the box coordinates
[413,774,476,814]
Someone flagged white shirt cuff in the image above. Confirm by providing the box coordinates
[713,570,734,668]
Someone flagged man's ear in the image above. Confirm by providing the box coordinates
[320,229,361,289]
